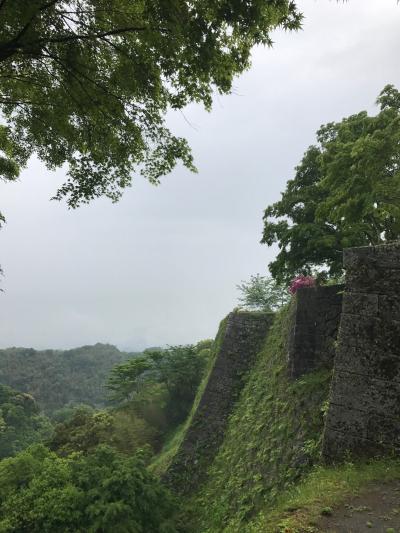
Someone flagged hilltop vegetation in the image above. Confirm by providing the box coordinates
[0,344,136,414]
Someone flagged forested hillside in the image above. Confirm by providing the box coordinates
[0,384,52,459]
[0,344,136,414]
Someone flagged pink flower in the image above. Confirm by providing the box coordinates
[289,275,316,295]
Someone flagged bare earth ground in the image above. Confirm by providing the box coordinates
[316,480,400,532]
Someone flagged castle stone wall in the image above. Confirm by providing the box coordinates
[164,310,273,493]
[323,242,400,460]
[288,285,343,378]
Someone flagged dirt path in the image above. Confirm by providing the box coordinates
[316,480,400,532]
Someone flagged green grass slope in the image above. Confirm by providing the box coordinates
[183,305,332,532]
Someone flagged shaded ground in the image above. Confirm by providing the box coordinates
[317,480,400,532]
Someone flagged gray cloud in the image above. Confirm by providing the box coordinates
[1,0,399,350]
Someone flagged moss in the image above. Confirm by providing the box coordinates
[184,305,332,532]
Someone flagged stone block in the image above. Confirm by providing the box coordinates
[322,427,393,462]
[324,402,368,439]
[379,295,400,320]
[334,344,400,383]
[342,292,378,317]
[330,370,400,419]
[339,314,400,353]
[343,243,400,270]
[325,402,400,446]
[288,285,343,378]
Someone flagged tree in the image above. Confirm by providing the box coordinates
[0,1,302,211]
[49,405,160,456]
[107,344,208,425]
[236,274,290,311]
[0,444,177,532]
[262,85,400,283]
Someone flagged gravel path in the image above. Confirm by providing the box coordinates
[316,480,400,532]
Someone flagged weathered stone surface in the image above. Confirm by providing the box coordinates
[344,243,400,295]
[379,295,400,320]
[324,405,400,455]
[322,241,400,461]
[288,285,343,378]
[335,344,400,383]
[329,371,400,419]
[344,243,400,270]
[322,428,392,460]
[342,293,378,317]
[164,310,273,493]
[339,315,400,353]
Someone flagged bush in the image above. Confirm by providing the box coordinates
[237,275,290,311]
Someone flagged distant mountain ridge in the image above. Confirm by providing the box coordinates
[0,343,138,414]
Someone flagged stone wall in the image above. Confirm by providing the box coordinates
[164,310,273,493]
[323,242,400,460]
[288,285,343,379]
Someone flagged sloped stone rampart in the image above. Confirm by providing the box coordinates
[322,242,400,460]
[288,285,343,378]
[164,310,273,493]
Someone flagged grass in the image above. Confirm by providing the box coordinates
[247,457,400,532]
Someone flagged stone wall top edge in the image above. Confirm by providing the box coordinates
[295,284,344,295]
[343,241,400,252]
[343,241,400,256]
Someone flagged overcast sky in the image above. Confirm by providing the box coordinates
[1,0,400,351]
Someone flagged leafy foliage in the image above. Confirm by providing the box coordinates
[0,1,301,208]
[0,344,135,414]
[237,274,290,311]
[49,404,160,457]
[108,343,210,427]
[0,444,177,532]
[0,384,52,459]
[262,85,400,282]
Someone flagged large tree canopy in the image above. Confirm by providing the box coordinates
[262,85,400,283]
[0,0,301,208]
[0,444,177,532]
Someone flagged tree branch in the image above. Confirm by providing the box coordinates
[0,24,149,62]
[31,25,148,47]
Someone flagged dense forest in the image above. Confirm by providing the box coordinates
[0,344,136,414]
[0,340,212,530]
